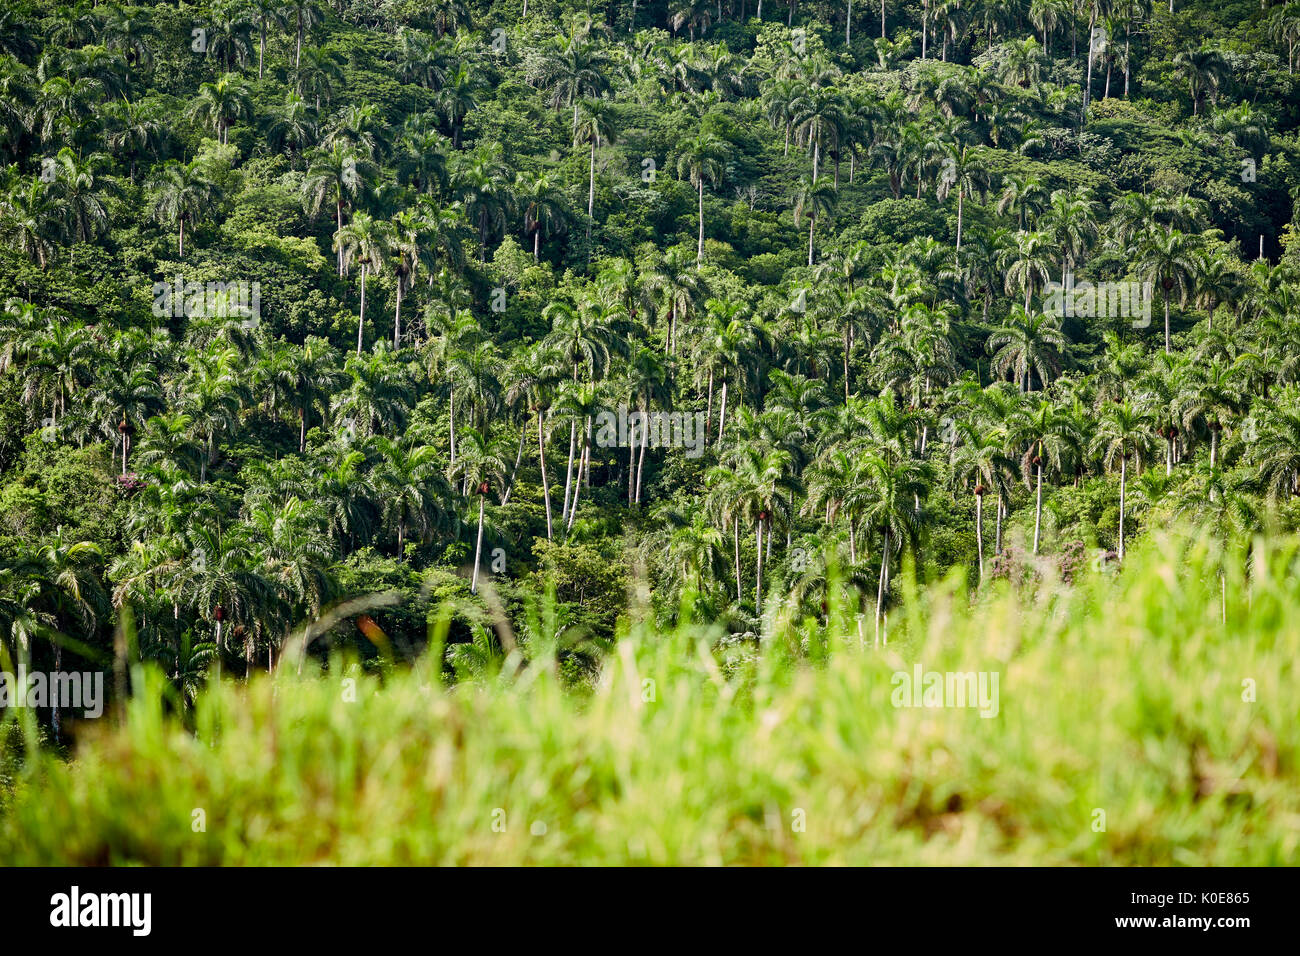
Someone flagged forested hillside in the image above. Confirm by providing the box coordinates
[2,0,1300,700]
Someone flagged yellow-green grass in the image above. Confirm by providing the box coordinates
[1,530,1297,865]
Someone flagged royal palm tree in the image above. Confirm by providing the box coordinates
[335,215,387,354]
[448,428,507,591]
[674,130,727,261]
[1091,400,1155,560]
[793,174,837,267]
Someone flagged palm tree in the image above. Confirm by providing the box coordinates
[518,173,567,261]
[506,343,563,537]
[283,0,323,70]
[1092,401,1155,560]
[575,99,617,245]
[859,454,933,645]
[1248,388,1300,501]
[0,177,65,268]
[334,345,415,438]
[674,130,727,262]
[335,212,387,354]
[1173,45,1228,116]
[448,428,508,592]
[529,35,611,136]
[1009,398,1079,554]
[188,74,253,146]
[375,437,448,558]
[952,420,1013,580]
[1040,187,1099,281]
[791,85,844,185]
[641,247,706,355]
[729,444,797,614]
[997,172,1049,230]
[147,161,217,260]
[935,143,988,252]
[303,143,373,276]
[1003,230,1054,311]
[436,63,485,148]
[1134,227,1205,353]
[988,307,1067,392]
[793,175,837,267]
[246,0,286,78]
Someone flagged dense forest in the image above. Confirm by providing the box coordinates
[2,0,1300,714]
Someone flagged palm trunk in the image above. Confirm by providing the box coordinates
[393,280,403,348]
[874,528,889,647]
[1170,291,1180,356]
[471,494,485,592]
[975,492,985,580]
[635,406,648,504]
[567,420,590,531]
[538,410,553,539]
[336,201,344,276]
[356,267,367,354]
[717,380,729,442]
[755,522,764,613]
[502,424,527,505]
[561,419,576,519]
[996,495,1004,554]
[1118,456,1126,561]
[955,187,964,251]
[733,517,742,598]
[697,180,705,261]
[449,389,457,466]
[1033,460,1044,554]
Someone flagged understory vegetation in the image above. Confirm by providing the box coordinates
[2,531,1296,864]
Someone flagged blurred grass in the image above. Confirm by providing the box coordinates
[1,529,1297,865]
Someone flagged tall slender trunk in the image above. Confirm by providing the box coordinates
[1083,7,1098,119]
[1033,459,1044,554]
[955,187,964,251]
[733,518,742,598]
[1124,23,1131,95]
[1118,456,1127,560]
[1170,291,1180,356]
[538,410,553,539]
[755,522,764,613]
[561,419,576,519]
[717,380,729,442]
[502,424,527,505]
[336,201,344,277]
[356,267,367,354]
[705,367,714,443]
[697,180,705,261]
[635,408,647,504]
[874,528,889,647]
[471,494,485,593]
[996,495,1004,554]
[567,419,590,531]
[449,390,457,467]
[975,492,985,580]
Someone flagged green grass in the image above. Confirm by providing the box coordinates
[1,529,1297,865]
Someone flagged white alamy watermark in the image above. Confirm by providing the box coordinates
[594,405,707,459]
[0,668,104,718]
[152,275,260,327]
[1043,273,1151,328]
[50,887,151,936]
[890,663,1000,718]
